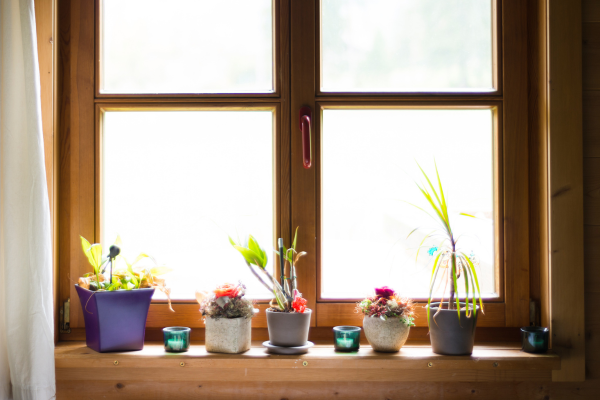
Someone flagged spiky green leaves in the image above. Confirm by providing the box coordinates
[229,235,269,269]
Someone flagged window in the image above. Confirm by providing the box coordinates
[59,0,529,337]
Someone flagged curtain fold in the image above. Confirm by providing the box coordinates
[0,0,56,399]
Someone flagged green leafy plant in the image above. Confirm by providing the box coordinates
[229,228,307,313]
[408,163,484,325]
[79,235,174,310]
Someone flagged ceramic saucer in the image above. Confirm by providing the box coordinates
[262,341,314,355]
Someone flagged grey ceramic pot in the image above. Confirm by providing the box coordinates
[427,302,479,355]
[266,309,312,347]
[363,316,411,352]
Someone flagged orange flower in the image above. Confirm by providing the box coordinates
[213,283,240,298]
[292,294,307,313]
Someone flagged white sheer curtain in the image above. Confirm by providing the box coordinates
[0,0,56,399]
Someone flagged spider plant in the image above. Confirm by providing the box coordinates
[408,163,485,325]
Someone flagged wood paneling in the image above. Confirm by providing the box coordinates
[55,342,558,387]
[584,91,600,157]
[34,0,56,339]
[290,0,317,325]
[584,0,600,23]
[584,226,600,293]
[548,0,586,382]
[527,0,548,329]
[583,22,600,89]
[503,0,531,327]
[57,0,96,329]
[584,158,600,225]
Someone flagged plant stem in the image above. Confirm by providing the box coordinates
[246,263,273,293]
[449,241,457,310]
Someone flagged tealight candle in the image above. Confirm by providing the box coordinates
[520,326,549,353]
[163,327,191,353]
[333,326,361,352]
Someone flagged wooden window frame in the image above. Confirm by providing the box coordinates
[291,0,529,332]
[57,0,535,343]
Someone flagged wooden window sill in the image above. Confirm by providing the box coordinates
[55,341,560,383]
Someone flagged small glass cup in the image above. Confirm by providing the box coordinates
[333,326,361,352]
[163,327,191,353]
[521,326,549,353]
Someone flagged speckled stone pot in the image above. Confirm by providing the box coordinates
[205,317,252,354]
[363,316,410,352]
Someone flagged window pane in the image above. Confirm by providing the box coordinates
[101,0,273,94]
[321,109,495,299]
[102,111,274,299]
[321,0,494,92]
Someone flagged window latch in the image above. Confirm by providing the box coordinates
[60,298,71,334]
[299,106,312,169]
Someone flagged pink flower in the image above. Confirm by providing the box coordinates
[375,286,395,300]
[213,283,241,298]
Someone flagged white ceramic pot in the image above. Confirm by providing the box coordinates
[205,317,252,354]
[363,316,410,352]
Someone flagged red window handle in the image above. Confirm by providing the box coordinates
[299,106,312,169]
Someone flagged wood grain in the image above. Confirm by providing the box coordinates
[290,0,317,326]
[584,158,600,225]
[502,0,531,328]
[584,0,600,23]
[584,91,600,158]
[548,0,586,382]
[527,0,549,329]
[34,0,56,340]
[55,342,558,384]
[57,0,96,330]
[583,22,600,90]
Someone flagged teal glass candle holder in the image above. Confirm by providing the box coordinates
[521,326,549,353]
[163,327,191,353]
[333,326,361,352]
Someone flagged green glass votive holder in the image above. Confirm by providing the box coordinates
[521,326,549,353]
[163,327,191,353]
[333,326,361,352]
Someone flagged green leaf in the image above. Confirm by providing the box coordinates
[462,257,470,317]
[80,236,92,254]
[233,245,266,269]
[434,161,450,225]
[228,235,237,247]
[248,235,266,266]
[459,212,476,218]
[88,244,103,273]
[406,226,421,239]
[150,266,173,276]
[292,227,299,250]
[415,230,437,262]
[417,162,449,230]
[461,252,484,313]
[427,251,444,328]
[451,253,460,320]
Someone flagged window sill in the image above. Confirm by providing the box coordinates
[55,341,560,383]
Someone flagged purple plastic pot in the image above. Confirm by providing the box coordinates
[75,285,154,353]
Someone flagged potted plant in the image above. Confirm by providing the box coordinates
[75,236,173,353]
[196,282,257,354]
[356,286,415,352]
[230,228,311,348]
[409,164,484,355]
